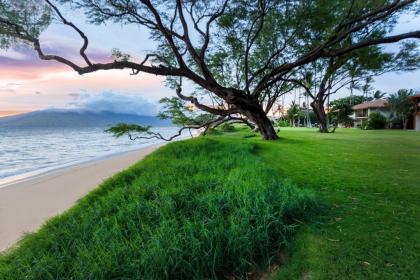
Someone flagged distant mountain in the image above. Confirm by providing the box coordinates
[0,110,172,128]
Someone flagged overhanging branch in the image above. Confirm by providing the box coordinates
[323,31,420,57]
[175,86,238,116]
[45,0,92,66]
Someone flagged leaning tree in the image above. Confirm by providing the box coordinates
[1,0,419,140]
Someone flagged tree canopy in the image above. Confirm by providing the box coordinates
[387,88,417,129]
[329,95,366,129]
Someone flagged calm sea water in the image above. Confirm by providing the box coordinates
[0,126,183,186]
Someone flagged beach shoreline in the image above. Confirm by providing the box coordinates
[0,141,164,189]
[0,128,199,189]
[0,143,164,252]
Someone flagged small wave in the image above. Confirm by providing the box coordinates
[0,126,184,186]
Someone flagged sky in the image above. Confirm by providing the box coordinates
[0,4,170,117]
[1,4,420,117]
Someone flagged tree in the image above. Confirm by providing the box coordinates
[361,77,375,99]
[367,112,387,129]
[387,89,416,129]
[373,90,386,99]
[1,0,420,140]
[286,101,302,127]
[329,95,366,130]
[282,0,420,133]
[286,47,413,133]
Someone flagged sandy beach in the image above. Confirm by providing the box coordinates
[0,144,162,252]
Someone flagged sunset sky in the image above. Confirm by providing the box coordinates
[1,5,420,117]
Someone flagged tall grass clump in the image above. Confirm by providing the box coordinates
[0,138,317,279]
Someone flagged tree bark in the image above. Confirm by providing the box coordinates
[252,113,278,140]
[238,99,278,140]
[311,101,329,133]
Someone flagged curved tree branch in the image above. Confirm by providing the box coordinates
[45,0,92,66]
[175,85,238,116]
[323,31,420,57]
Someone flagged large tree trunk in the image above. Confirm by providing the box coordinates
[237,98,278,140]
[253,114,278,140]
[311,101,329,133]
[248,110,278,140]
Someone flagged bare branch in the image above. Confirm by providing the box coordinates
[127,125,199,142]
[328,0,414,47]
[323,31,420,57]
[45,0,92,66]
[175,85,237,116]
[245,0,266,95]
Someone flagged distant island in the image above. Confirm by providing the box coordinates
[0,110,171,128]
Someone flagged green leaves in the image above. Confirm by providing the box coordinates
[111,48,131,62]
[105,123,152,138]
[329,95,367,126]
[330,95,366,110]
[367,112,387,129]
[393,41,420,71]
[387,89,417,121]
[0,0,51,49]
[158,96,216,127]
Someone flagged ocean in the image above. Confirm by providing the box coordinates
[0,126,183,186]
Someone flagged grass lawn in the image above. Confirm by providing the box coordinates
[0,138,316,279]
[1,127,418,279]
[220,127,420,279]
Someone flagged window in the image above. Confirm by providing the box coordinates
[355,109,368,118]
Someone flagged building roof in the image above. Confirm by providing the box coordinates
[352,99,388,110]
[408,93,420,100]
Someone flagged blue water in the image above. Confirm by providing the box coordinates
[0,126,182,185]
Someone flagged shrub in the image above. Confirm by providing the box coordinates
[243,133,257,138]
[220,122,235,131]
[367,112,387,129]
[360,118,368,129]
[277,119,290,127]
[204,127,224,136]
[0,138,317,279]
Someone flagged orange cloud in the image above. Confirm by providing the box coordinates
[0,111,28,117]
[0,65,172,111]
[0,45,175,112]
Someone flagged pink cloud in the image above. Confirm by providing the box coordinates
[0,43,174,112]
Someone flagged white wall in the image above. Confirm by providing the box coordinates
[368,108,391,119]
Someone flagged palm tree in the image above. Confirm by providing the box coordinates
[347,66,362,106]
[361,77,374,100]
[387,89,416,129]
[373,90,386,99]
[287,101,301,128]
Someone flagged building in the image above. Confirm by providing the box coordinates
[408,94,420,131]
[351,99,390,128]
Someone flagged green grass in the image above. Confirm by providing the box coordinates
[219,127,420,279]
[1,127,419,279]
[0,138,317,279]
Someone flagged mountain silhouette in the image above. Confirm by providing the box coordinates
[0,109,171,128]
